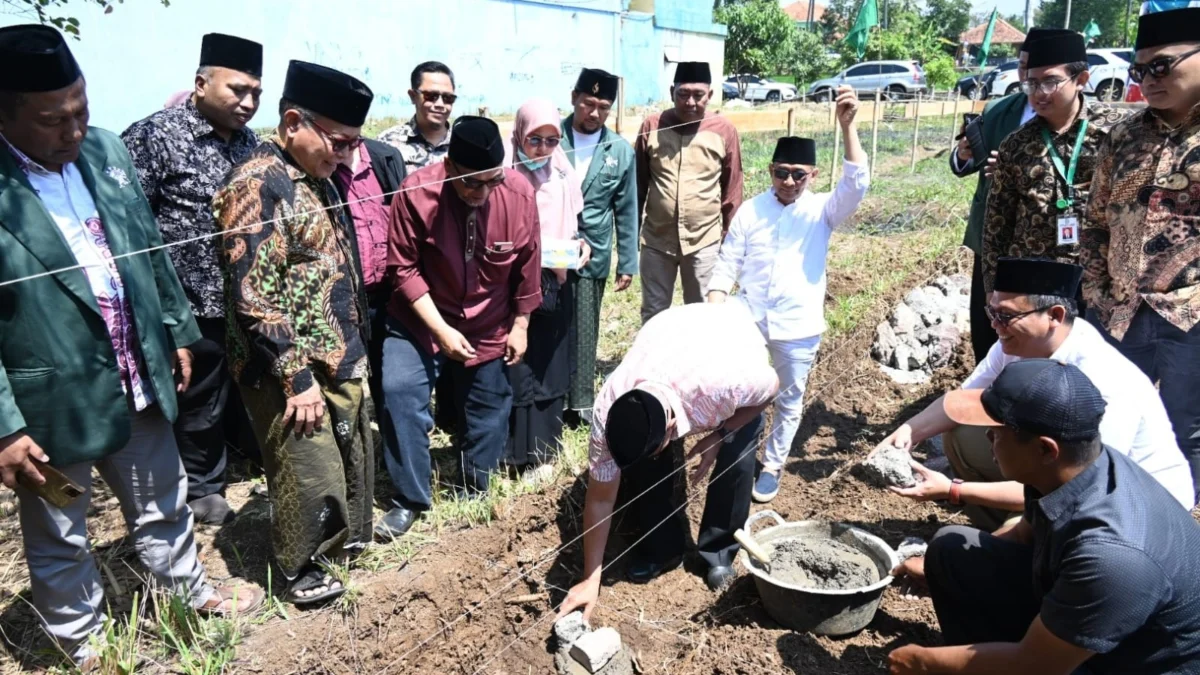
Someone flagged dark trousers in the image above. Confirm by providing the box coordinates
[380,316,513,511]
[365,288,390,408]
[1110,304,1200,497]
[627,414,762,569]
[926,525,1039,645]
[969,254,999,363]
[173,317,259,501]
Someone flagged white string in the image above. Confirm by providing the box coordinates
[0,117,703,289]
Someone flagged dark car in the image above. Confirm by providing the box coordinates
[955,73,983,99]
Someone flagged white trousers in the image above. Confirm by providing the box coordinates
[763,334,822,472]
[15,406,212,663]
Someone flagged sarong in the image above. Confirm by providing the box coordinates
[238,375,374,579]
[567,274,608,411]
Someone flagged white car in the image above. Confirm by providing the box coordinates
[742,79,798,103]
[983,49,1130,102]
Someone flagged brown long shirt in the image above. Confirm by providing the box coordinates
[635,110,743,256]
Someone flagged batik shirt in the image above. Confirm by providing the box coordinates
[121,101,259,319]
[1082,106,1200,340]
[982,101,1135,293]
[2,136,153,410]
[213,137,369,398]
[377,117,451,174]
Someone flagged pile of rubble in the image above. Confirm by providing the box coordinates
[871,274,972,384]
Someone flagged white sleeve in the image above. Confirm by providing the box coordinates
[961,343,1008,390]
[821,160,870,230]
[707,204,751,295]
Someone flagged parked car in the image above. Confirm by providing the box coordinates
[743,80,798,103]
[954,72,983,99]
[1086,49,1131,101]
[807,60,929,101]
[722,80,740,100]
[986,60,1023,98]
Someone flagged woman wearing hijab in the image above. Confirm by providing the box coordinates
[505,99,591,483]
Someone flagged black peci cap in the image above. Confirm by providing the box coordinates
[0,24,81,93]
[605,389,668,470]
[282,60,373,127]
[448,116,505,170]
[199,33,263,78]
[575,68,619,102]
[673,61,712,85]
[993,258,1083,299]
[772,137,817,165]
[1136,7,1200,51]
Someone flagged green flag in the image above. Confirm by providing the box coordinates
[978,8,999,72]
[844,0,879,60]
[1083,19,1102,44]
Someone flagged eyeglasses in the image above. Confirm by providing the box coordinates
[984,305,1049,327]
[458,172,506,190]
[1129,46,1200,83]
[1019,75,1075,97]
[418,90,457,105]
[304,116,363,153]
[526,135,560,148]
[773,168,810,182]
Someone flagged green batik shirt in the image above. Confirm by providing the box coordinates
[213,136,369,397]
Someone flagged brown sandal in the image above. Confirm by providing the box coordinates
[196,584,265,617]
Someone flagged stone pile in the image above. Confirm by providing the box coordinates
[871,274,972,384]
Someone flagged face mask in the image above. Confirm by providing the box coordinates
[517,148,550,171]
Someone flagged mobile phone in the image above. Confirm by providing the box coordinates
[962,112,981,132]
[17,459,85,508]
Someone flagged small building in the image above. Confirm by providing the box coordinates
[782,0,826,31]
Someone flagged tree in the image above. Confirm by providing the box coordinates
[785,28,836,88]
[1,0,168,38]
[1034,0,1131,48]
[715,0,798,83]
[924,0,972,44]
[820,0,858,43]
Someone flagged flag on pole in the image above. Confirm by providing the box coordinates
[978,8,999,72]
[1083,19,1102,43]
[845,0,879,60]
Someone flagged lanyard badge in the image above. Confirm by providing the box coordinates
[1042,119,1089,212]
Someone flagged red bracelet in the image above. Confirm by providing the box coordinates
[949,479,964,505]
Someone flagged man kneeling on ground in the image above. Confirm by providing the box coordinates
[888,359,1200,675]
[873,258,1193,529]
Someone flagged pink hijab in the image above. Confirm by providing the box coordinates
[506,98,583,242]
[164,89,192,108]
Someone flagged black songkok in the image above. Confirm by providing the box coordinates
[1136,7,1200,50]
[773,137,817,165]
[281,60,373,127]
[993,258,1083,298]
[448,116,505,171]
[673,61,712,85]
[199,33,263,78]
[1025,31,1087,69]
[605,389,669,470]
[0,25,81,93]
[574,68,619,102]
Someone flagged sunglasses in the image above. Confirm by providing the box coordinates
[526,135,560,148]
[304,116,362,153]
[773,168,810,182]
[458,171,506,190]
[419,90,457,105]
[984,305,1049,327]
[1129,46,1200,83]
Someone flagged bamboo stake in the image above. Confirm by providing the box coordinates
[871,89,881,177]
[787,106,795,136]
[830,116,841,191]
[949,92,961,152]
[910,91,922,172]
[616,77,625,135]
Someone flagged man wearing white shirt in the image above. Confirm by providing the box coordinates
[706,85,869,503]
[877,259,1194,530]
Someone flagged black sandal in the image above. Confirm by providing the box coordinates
[287,565,346,606]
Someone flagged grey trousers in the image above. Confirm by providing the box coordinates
[639,243,720,325]
[942,425,1024,531]
[15,406,212,663]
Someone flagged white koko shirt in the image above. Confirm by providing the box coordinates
[963,320,1195,510]
[708,160,870,341]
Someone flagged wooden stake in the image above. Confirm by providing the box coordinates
[787,106,795,136]
[949,92,961,152]
[616,77,625,135]
[830,118,841,191]
[871,89,881,177]
[910,91,922,172]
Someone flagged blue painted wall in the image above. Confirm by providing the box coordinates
[0,0,724,131]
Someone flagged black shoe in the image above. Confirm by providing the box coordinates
[626,554,683,584]
[374,506,419,542]
[706,565,735,591]
[189,494,235,525]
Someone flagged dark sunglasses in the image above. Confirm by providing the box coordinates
[526,135,560,148]
[304,116,362,153]
[984,305,1048,327]
[773,168,810,182]
[1129,46,1200,83]
[419,90,457,105]
[459,172,506,190]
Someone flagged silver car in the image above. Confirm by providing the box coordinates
[807,60,930,101]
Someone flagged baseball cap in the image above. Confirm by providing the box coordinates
[944,359,1105,442]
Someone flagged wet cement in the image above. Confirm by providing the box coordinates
[768,537,880,591]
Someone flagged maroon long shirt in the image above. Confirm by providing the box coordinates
[386,162,542,366]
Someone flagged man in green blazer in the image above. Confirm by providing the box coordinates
[951,34,1039,362]
[561,68,639,425]
[0,25,260,667]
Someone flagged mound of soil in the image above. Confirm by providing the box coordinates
[769,537,880,590]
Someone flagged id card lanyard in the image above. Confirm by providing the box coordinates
[1041,118,1089,211]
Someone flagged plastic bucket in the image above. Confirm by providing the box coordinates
[736,511,899,636]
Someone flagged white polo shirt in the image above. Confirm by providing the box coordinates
[963,320,1195,510]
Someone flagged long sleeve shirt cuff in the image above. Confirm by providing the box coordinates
[515,291,541,316]
[396,273,431,304]
[841,159,871,189]
[168,316,203,350]
[950,152,971,174]
[707,274,735,294]
[282,367,315,398]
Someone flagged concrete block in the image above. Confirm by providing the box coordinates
[569,627,622,674]
[553,611,588,649]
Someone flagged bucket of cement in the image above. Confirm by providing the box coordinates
[736,511,899,636]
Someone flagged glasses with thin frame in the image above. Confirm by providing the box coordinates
[304,116,362,153]
[985,305,1049,327]
[1128,46,1200,83]
[419,90,457,105]
[1019,75,1076,97]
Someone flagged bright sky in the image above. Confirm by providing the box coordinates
[970,0,1040,19]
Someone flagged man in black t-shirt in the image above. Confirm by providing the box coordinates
[889,359,1200,675]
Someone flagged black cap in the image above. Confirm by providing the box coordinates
[199,33,263,78]
[993,258,1083,298]
[944,359,1105,442]
[673,61,712,85]
[1136,7,1200,50]
[0,25,81,93]
[1026,31,1087,69]
[575,68,619,102]
[281,60,373,127]
[772,137,817,165]
[1018,27,1072,53]
[605,389,668,470]
[448,116,505,170]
